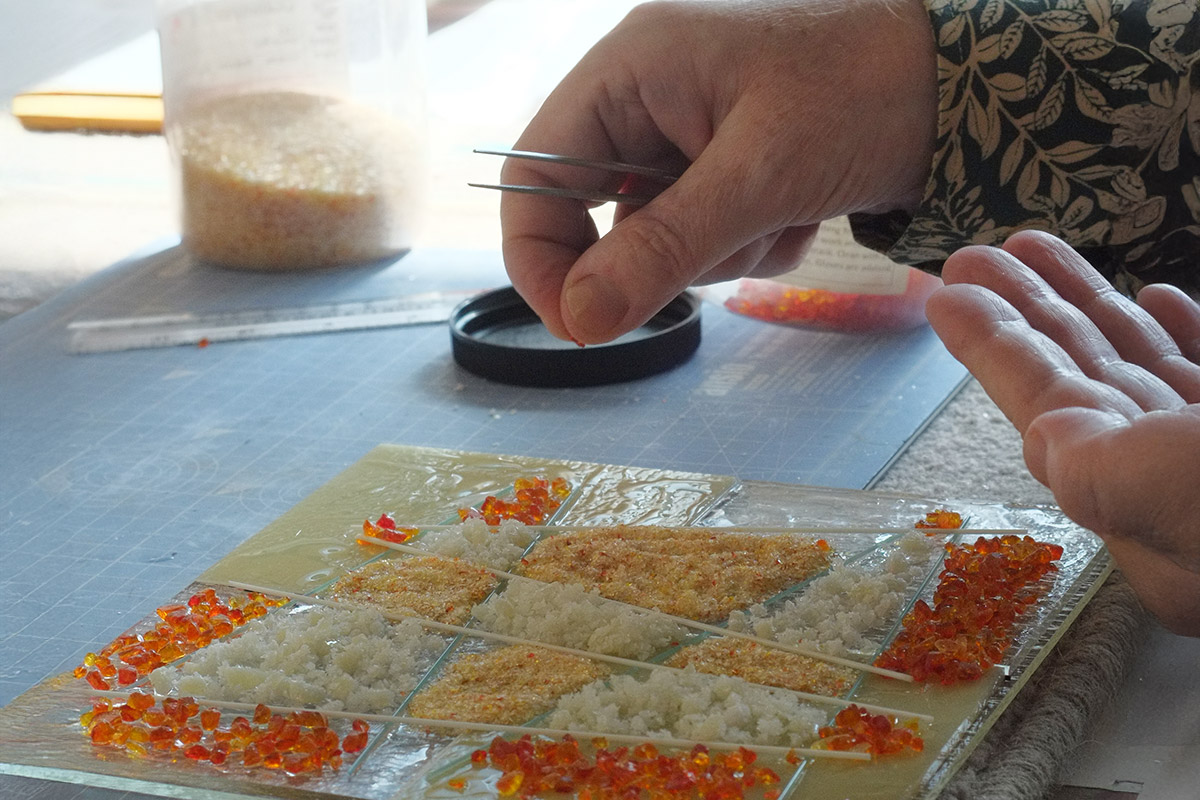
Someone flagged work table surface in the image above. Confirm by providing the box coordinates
[1,3,1197,799]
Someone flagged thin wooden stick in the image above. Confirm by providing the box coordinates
[360,536,917,683]
[374,523,1025,536]
[91,690,872,763]
[226,581,933,724]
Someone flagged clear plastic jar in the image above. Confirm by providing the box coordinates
[723,217,942,332]
[157,0,428,270]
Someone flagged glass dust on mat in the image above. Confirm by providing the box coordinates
[519,526,832,622]
[406,645,610,727]
[329,554,499,626]
[665,638,856,697]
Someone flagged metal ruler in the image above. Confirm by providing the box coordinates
[67,290,480,354]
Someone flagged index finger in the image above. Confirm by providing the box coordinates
[925,281,1144,434]
[497,73,690,340]
[940,234,1185,413]
[1002,231,1200,403]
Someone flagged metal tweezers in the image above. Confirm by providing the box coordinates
[469,148,679,206]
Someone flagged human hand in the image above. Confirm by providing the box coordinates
[499,0,937,343]
[926,231,1200,635]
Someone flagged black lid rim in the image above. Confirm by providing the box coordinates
[449,287,701,387]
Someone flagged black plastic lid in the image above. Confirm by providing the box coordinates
[450,286,701,387]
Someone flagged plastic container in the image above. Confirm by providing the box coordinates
[723,217,942,333]
[157,0,429,271]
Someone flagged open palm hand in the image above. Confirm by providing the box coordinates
[926,231,1200,635]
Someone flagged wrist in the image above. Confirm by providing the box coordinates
[856,0,938,215]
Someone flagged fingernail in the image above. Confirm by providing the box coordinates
[564,275,629,340]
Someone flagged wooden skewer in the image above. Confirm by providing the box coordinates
[374,523,1026,536]
[226,581,933,724]
[360,536,917,683]
[90,689,872,763]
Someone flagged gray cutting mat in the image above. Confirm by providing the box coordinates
[0,243,966,712]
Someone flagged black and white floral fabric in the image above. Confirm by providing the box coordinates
[853,0,1200,295]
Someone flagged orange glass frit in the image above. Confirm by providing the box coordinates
[915,509,964,530]
[359,477,572,548]
[80,692,368,777]
[876,535,1064,684]
[73,588,287,691]
[814,705,924,755]
[460,735,781,800]
[458,476,572,525]
[358,512,419,545]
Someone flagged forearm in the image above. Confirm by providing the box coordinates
[853,0,1200,295]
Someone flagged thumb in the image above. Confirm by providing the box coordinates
[560,115,813,342]
[1024,408,1147,566]
[1027,405,1200,574]
[1025,406,1189,546]
[1023,407,1126,509]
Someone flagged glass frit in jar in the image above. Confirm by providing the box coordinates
[158,0,429,271]
[724,217,942,333]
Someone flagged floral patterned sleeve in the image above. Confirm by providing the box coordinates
[850,0,1200,295]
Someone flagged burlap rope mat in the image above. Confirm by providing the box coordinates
[938,573,1149,800]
